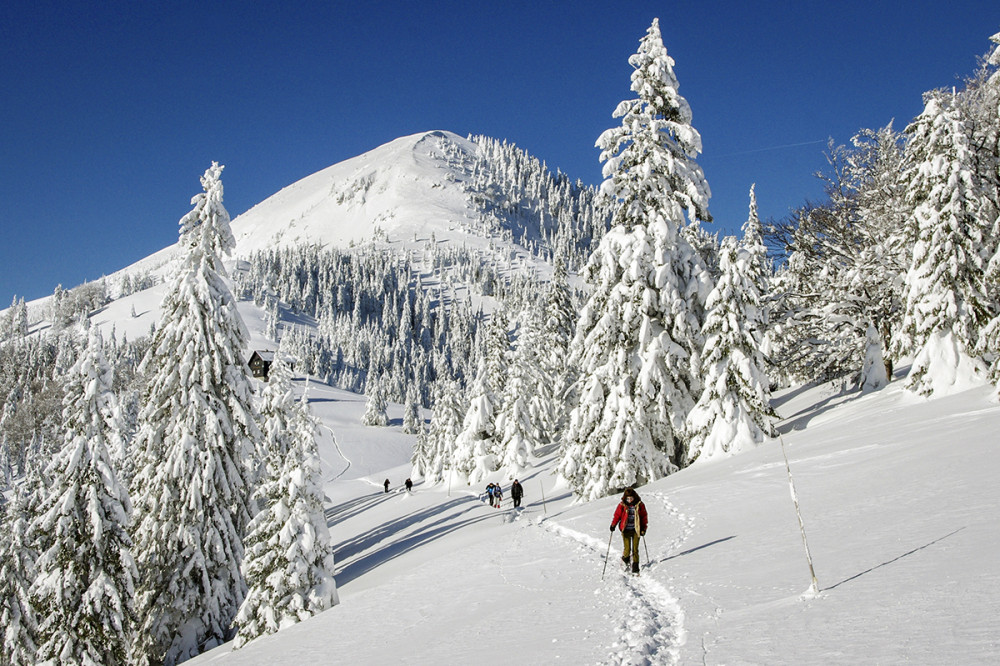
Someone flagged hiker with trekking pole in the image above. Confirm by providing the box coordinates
[609,487,648,575]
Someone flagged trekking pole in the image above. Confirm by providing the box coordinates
[642,533,649,565]
[601,530,614,580]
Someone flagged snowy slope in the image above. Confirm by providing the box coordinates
[12,129,540,324]
[188,369,1000,665]
[15,130,999,664]
[230,131,482,256]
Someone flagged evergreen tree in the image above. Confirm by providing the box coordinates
[28,328,136,666]
[402,383,422,434]
[234,385,337,648]
[540,257,575,435]
[977,32,1000,389]
[361,370,389,427]
[130,163,260,665]
[254,358,299,490]
[900,92,991,395]
[0,492,38,666]
[685,236,775,463]
[558,18,712,500]
[412,377,464,484]
[452,358,498,484]
[495,312,544,478]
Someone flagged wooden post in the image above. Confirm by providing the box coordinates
[780,435,819,595]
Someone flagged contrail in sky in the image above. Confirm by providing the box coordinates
[710,139,827,158]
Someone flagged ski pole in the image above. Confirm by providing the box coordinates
[642,533,649,566]
[601,530,614,580]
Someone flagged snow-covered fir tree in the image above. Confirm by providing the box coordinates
[976,31,1000,390]
[741,185,770,306]
[558,18,713,500]
[479,307,511,403]
[900,91,991,396]
[252,357,299,490]
[538,255,576,437]
[452,358,499,484]
[234,381,337,648]
[27,327,136,666]
[401,383,422,434]
[130,163,261,666]
[495,315,541,478]
[685,235,776,463]
[361,370,389,427]
[411,376,465,484]
[2,297,29,341]
[0,491,38,666]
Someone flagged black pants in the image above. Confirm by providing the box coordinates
[513,496,521,507]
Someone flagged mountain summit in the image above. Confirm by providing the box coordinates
[232,131,480,256]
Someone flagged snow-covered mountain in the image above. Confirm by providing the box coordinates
[5,129,999,665]
[231,131,480,255]
[86,129,599,306]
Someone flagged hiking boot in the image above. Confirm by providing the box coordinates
[621,555,630,566]
[631,560,640,574]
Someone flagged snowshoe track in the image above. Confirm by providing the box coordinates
[540,501,687,666]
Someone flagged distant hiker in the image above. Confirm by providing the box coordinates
[384,479,390,494]
[610,488,648,574]
[405,478,413,492]
[510,479,524,508]
[493,484,503,508]
[485,483,496,505]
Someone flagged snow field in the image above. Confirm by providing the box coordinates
[188,371,1000,665]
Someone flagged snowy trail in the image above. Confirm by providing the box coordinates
[319,423,352,483]
[539,492,691,665]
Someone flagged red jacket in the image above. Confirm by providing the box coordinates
[611,500,648,534]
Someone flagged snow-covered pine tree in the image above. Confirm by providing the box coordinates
[253,357,299,491]
[480,308,510,407]
[741,185,770,303]
[452,358,499,484]
[28,327,136,666]
[685,235,776,463]
[558,18,713,500]
[412,376,465,484]
[900,91,991,396]
[0,491,38,666]
[234,381,337,648]
[976,32,1000,390]
[540,256,576,435]
[361,370,389,426]
[495,313,543,478]
[517,302,556,449]
[402,383,422,434]
[130,163,261,666]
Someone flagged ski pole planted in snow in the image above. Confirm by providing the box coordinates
[780,435,820,595]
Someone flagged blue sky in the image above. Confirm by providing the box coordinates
[1,1,997,302]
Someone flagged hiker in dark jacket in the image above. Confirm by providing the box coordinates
[610,487,648,574]
[510,479,524,508]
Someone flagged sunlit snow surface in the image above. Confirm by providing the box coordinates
[60,131,1000,664]
[186,358,1000,665]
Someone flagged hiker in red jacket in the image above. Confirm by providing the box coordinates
[610,487,648,574]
